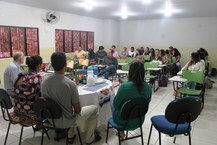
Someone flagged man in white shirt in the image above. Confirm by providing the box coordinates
[4,52,24,95]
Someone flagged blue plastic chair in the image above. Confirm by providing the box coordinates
[147,97,201,145]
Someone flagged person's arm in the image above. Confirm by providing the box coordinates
[199,61,205,72]
[71,83,81,114]
[73,102,81,114]
[113,85,124,110]
[181,61,190,71]
[176,55,181,62]
[114,58,118,69]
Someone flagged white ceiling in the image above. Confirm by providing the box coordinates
[2,0,217,20]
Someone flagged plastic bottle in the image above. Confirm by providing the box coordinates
[87,66,95,86]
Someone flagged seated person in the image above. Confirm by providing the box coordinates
[151,49,162,64]
[41,52,101,144]
[13,55,43,128]
[99,49,118,79]
[128,46,136,57]
[144,47,150,55]
[111,61,152,138]
[78,54,89,68]
[120,47,129,59]
[4,52,24,95]
[74,46,87,59]
[111,45,119,59]
[135,48,144,63]
[88,48,98,65]
[181,52,205,89]
[96,46,107,63]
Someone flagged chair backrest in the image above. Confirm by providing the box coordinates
[117,59,127,63]
[144,62,158,70]
[0,88,13,121]
[0,88,12,109]
[120,97,149,121]
[126,57,134,64]
[122,64,130,71]
[144,55,151,61]
[165,97,201,124]
[33,97,62,120]
[183,70,205,84]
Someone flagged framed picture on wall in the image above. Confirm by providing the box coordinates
[0,26,11,58]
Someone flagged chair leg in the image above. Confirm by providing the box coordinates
[106,122,110,143]
[44,128,50,140]
[173,137,176,143]
[189,132,192,145]
[76,127,83,145]
[118,130,121,145]
[126,131,128,139]
[4,122,11,145]
[41,127,45,145]
[147,124,153,145]
[140,127,144,145]
[158,132,161,145]
[19,126,24,145]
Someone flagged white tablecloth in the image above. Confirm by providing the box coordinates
[77,80,114,130]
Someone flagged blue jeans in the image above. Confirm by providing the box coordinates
[184,81,197,89]
[103,65,116,79]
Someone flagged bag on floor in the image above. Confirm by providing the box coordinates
[211,68,217,76]
[159,75,168,87]
[205,76,213,89]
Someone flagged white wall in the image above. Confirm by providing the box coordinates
[0,1,120,50]
[120,17,217,48]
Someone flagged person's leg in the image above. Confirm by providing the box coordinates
[76,105,98,143]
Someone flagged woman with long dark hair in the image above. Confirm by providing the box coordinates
[111,61,152,138]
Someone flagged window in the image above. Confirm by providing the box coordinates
[55,29,94,52]
[0,25,39,58]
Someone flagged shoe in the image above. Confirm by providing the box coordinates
[86,135,101,145]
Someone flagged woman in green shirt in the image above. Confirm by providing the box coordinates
[112,61,152,138]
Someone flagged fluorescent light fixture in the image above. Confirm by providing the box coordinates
[143,0,151,5]
[84,0,93,11]
[121,6,128,19]
[156,0,182,17]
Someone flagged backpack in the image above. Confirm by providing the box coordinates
[205,76,213,89]
[159,75,168,87]
[211,68,217,76]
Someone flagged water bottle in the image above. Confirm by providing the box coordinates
[87,66,95,86]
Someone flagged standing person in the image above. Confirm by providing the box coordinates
[41,52,101,144]
[120,47,129,59]
[111,45,119,59]
[74,46,87,59]
[128,46,136,57]
[151,49,162,64]
[96,46,107,64]
[99,49,118,79]
[4,52,24,95]
[111,61,152,138]
[13,55,43,129]
[172,48,182,71]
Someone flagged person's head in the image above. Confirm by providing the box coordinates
[78,46,83,51]
[13,52,24,64]
[99,46,104,51]
[51,52,67,73]
[123,47,127,51]
[88,48,94,55]
[128,61,145,94]
[150,48,154,53]
[131,46,134,52]
[140,47,144,53]
[136,48,143,56]
[191,52,200,63]
[111,45,116,50]
[169,46,173,51]
[165,49,170,55]
[197,50,205,60]
[107,49,114,58]
[160,49,165,56]
[145,47,149,53]
[155,49,160,57]
[26,55,42,73]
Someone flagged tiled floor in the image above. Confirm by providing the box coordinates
[0,77,217,145]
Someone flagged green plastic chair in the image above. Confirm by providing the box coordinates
[122,64,130,71]
[177,70,205,109]
[144,55,151,62]
[126,57,134,64]
[144,62,160,92]
[117,59,127,63]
